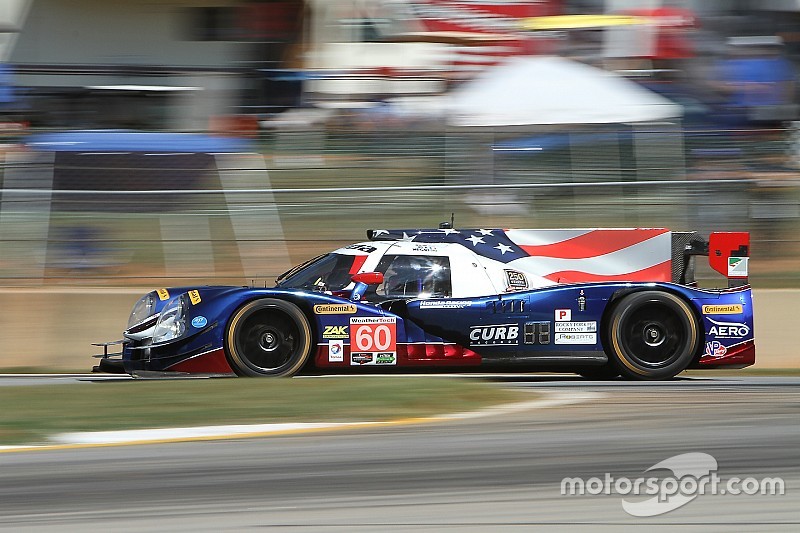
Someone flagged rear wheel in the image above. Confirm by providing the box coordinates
[606,291,699,380]
[225,299,312,377]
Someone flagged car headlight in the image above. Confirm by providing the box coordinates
[152,294,187,344]
[128,292,157,329]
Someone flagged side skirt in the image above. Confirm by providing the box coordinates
[482,353,609,367]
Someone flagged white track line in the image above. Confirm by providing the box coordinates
[0,390,602,452]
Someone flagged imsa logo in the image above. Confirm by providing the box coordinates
[469,324,519,346]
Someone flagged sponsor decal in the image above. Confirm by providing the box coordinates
[376,353,396,365]
[555,309,572,322]
[706,317,750,339]
[328,340,344,362]
[190,316,208,329]
[702,304,743,315]
[188,290,202,305]
[554,321,597,333]
[728,257,748,277]
[314,304,358,314]
[704,341,727,358]
[469,324,519,346]
[349,352,396,366]
[351,316,396,325]
[505,269,528,290]
[322,325,349,339]
[413,244,438,252]
[578,290,587,312]
[554,332,597,345]
[351,352,374,365]
[350,317,397,364]
[419,300,473,309]
[157,288,170,301]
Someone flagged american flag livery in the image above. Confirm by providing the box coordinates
[368,228,672,283]
[407,0,558,75]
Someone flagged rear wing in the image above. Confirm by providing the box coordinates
[673,232,749,287]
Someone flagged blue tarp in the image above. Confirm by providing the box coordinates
[26,130,251,153]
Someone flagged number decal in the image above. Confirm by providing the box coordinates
[524,322,551,345]
[538,322,550,345]
[355,325,375,351]
[350,317,397,366]
[373,325,392,351]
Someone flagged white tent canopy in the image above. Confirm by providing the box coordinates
[442,56,682,127]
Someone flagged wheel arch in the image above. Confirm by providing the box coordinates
[223,294,318,376]
[600,286,705,363]
[223,293,320,345]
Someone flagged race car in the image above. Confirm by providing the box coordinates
[94,227,755,380]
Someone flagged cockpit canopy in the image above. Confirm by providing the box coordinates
[370,254,451,299]
[276,251,453,301]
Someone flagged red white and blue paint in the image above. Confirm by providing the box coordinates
[94,228,754,380]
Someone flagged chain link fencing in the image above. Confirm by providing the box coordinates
[1,125,798,288]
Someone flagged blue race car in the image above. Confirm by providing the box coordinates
[94,227,755,380]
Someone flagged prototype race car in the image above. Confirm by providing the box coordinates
[94,227,755,380]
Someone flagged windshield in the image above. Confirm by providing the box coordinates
[276,253,359,292]
[365,254,452,301]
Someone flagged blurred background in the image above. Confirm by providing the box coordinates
[0,0,797,368]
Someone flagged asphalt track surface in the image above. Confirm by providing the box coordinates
[0,375,798,531]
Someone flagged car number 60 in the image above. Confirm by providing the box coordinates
[350,317,397,354]
[354,324,392,351]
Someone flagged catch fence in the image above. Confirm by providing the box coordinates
[1,125,798,287]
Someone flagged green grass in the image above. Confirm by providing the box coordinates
[0,376,524,446]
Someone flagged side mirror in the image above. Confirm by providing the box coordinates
[352,272,384,285]
[350,271,384,301]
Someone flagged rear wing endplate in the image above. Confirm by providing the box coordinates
[673,232,749,287]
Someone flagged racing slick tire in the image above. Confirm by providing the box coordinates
[225,298,313,377]
[606,291,699,381]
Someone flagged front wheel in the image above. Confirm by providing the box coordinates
[606,291,699,380]
[225,299,313,377]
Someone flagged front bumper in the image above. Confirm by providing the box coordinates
[93,334,235,377]
[91,340,126,374]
